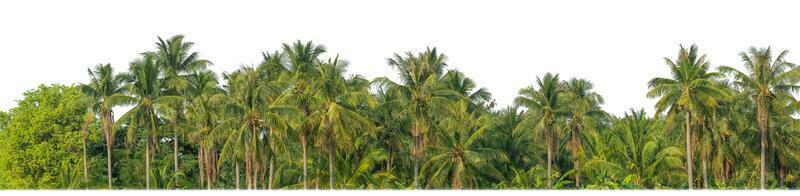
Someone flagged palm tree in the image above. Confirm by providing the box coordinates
[81,63,133,189]
[561,78,606,188]
[375,47,454,188]
[718,47,800,189]
[422,100,506,189]
[217,66,300,189]
[79,110,94,189]
[312,57,376,189]
[647,44,728,189]
[184,70,222,189]
[118,53,180,189]
[279,41,326,189]
[514,72,562,189]
[155,35,212,183]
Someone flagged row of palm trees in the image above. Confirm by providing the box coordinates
[74,35,800,189]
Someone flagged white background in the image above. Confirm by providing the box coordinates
[2,0,800,117]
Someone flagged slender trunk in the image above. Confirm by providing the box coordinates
[386,145,393,170]
[235,161,241,190]
[81,122,88,189]
[328,124,335,190]
[172,121,179,188]
[412,122,420,189]
[756,98,768,189]
[204,147,213,189]
[268,158,274,189]
[702,154,708,189]
[198,145,205,189]
[701,117,708,189]
[245,149,252,189]
[301,134,308,189]
[572,121,582,188]
[685,111,693,189]
[268,127,275,190]
[146,136,151,189]
[102,112,114,189]
[546,125,553,189]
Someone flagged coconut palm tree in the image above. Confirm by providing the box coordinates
[514,72,562,189]
[217,66,300,189]
[718,47,800,189]
[279,41,326,189]
[561,78,606,187]
[312,57,376,189]
[647,44,728,189]
[422,100,506,189]
[184,70,222,189]
[81,63,133,189]
[155,35,212,183]
[117,53,181,189]
[374,47,454,188]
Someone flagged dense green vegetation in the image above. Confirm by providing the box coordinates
[1,35,799,190]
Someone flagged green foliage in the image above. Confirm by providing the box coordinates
[1,36,799,190]
[0,84,95,189]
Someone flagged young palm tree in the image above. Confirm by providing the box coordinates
[718,47,800,189]
[155,35,212,183]
[647,44,728,189]
[561,78,606,188]
[80,63,133,189]
[514,73,562,189]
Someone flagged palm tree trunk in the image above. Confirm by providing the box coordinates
[702,154,708,189]
[412,123,420,189]
[685,111,693,190]
[546,125,553,189]
[173,123,179,187]
[268,157,274,189]
[235,161,241,190]
[701,118,708,189]
[572,122,582,188]
[328,125,335,190]
[81,123,88,189]
[268,127,275,190]
[198,145,205,188]
[105,135,113,189]
[756,98,768,189]
[146,137,151,189]
[103,112,114,189]
[301,134,308,189]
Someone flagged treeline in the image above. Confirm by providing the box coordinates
[0,35,799,190]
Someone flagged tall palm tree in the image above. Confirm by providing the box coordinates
[155,35,212,183]
[514,72,562,189]
[279,41,326,189]
[81,63,133,189]
[79,110,94,189]
[561,78,606,188]
[184,70,222,189]
[647,44,728,189]
[718,47,800,189]
[118,53,180,189]
[217,66,300,189]
[374,47,454,188]
[313,57,376,189]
